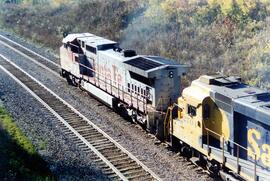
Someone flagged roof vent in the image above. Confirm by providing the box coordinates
[199,75,241,86]
[123,50,137,57]
[199,75,221,85]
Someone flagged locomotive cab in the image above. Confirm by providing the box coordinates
[60,33,89,79]
[173,85,210,151]
[172,76,233,152]
[176,95,224,147]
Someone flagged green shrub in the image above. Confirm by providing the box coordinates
[0,0,270,88]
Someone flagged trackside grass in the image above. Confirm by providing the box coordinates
[0,106,56,180]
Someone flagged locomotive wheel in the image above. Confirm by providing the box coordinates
[206,160,220,177]
[65,73,79,87]
[59,70,63,77]
[180,145,192,159]
[170,136,181,150]
[66,73,74,85]
[66,74,72,85]
[78,79,84,90]
[198,154,207,168]
[60,69,67,78]
[72,77,79,87]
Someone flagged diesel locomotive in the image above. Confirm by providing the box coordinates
[60,33,270,181]
[166,75,270,181]
[60,33,188,137]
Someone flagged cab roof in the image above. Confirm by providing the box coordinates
[63,33,117,47]
[193,75,270,125]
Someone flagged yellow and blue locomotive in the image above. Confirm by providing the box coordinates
[166,75,270,181]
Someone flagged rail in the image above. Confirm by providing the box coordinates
[0,53,161,181]
[0,35,61,78]
[0,35,151,113]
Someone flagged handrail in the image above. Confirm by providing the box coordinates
[79,62,147,99]
[163,106,173,139]
[203,124,258,181]
[65,53,149,112]
[204,126,247,150]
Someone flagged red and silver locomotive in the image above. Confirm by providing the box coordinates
[60,33,188,137]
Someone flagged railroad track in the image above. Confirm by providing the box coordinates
[0,34,61,76]
[0,33,213,180]
[0,54,161,181]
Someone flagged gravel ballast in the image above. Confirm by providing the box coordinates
[0,31,213,180]
[0,67,109,180]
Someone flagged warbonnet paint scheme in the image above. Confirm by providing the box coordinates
[169,75,270,181]
[60,33,188,138]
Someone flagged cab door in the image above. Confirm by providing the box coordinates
[85,45,97,78]
[202,97,229,147]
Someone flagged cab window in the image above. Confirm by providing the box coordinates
[187,104,196,117]
[203,104,210,119]
[86,45,96,54]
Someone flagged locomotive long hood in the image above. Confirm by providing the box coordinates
[123,56,189,79]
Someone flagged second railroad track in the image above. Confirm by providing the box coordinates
[0,54,161,181]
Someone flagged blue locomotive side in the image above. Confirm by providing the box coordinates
[234,93,270,170]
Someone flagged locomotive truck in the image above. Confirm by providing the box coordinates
[60,33,270,181]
